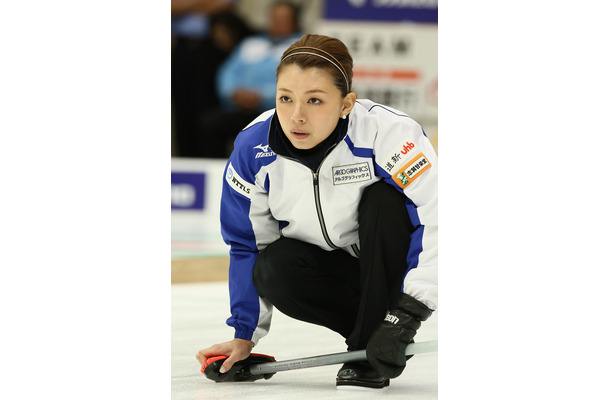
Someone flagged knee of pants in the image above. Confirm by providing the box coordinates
[359,180,413,229]
[252,254,274,299]
[252,239,294,298]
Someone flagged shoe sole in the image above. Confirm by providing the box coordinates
[336,378,390,389]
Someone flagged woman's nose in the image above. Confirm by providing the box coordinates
[291,106,305,124]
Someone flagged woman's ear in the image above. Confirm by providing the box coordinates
[341,92,357,117]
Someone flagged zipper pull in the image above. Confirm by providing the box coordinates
[312,172,319,185]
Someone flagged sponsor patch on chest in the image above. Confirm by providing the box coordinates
[392,153,431,188]
[332,162,372,185]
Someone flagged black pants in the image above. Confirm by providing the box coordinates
[252,180,414,350]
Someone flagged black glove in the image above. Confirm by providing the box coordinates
[366,293,432,378]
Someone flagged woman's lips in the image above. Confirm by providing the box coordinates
[291,130,309,139]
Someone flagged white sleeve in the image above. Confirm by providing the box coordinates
[372,108,438,310]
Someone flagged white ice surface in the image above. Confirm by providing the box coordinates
[172,282,438,399]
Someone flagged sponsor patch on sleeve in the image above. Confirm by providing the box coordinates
[379,140,417,175]
[392,153,431,188]
[226,162,254,198]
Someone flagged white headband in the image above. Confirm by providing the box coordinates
[280,51,350,91]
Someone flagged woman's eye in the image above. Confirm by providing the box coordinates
[309,98,322,105]
[278,96,291,103]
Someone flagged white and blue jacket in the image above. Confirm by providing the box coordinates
[221,99,438,345]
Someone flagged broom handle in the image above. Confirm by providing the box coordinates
[249,340,438,375]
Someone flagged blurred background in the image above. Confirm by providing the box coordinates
[171,0,438,283]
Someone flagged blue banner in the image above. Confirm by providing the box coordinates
[171,172,206,210]
[324,0,437,24]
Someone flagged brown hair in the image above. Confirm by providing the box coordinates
[277,34,353,97]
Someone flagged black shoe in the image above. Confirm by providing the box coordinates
[336,361,390,389]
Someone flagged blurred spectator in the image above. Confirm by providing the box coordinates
[172,0,247,158]
[198,1,302,158]
[209,10,255,55]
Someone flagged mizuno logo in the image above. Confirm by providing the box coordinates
[253,144,274,159]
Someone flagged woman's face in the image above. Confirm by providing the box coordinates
[276,65,354,150]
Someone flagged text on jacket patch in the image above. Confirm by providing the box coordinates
[380,140,418,175]
[226,163,254,198]
[332,162,372,185]
[392,153,431,189]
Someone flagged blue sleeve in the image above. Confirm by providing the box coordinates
[220,152,262,341]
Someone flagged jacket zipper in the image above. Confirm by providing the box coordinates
[279,144,341,250]
[312,170,340,250]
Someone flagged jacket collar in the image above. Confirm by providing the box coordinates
[268,112,349,168]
